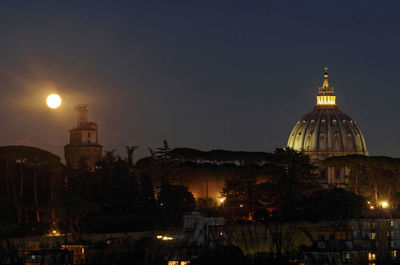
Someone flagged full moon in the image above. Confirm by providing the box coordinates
[46,94,62,109]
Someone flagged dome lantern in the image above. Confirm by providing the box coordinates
[316,66,336,107]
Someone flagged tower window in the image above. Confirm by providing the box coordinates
[88,132,91,138]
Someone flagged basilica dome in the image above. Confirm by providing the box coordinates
[287,68,368,160]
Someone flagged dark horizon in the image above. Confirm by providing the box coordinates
[1,1,399,161]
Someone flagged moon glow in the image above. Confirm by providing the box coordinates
[46,94,62,109]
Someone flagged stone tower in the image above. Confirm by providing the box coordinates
[64,104,102,171]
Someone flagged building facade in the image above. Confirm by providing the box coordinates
[64,104,102,171]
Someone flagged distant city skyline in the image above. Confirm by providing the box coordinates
[1,1,399,161]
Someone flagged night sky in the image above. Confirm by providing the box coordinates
[1,1,400,160]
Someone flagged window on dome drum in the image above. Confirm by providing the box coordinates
[321,119,326,123]
[342,120,347,124]
[332,120,337,125]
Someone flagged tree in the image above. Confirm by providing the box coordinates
[55,194,100,241]
[222,173,258,221]
[0,146,64,223]
[157,177,195,226]
[126,145,139,169]
[268,148,319,219]
[301,188,365,220]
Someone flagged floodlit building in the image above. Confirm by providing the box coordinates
[303,216,400,265]
[287,67,368,187]
[352,217,400,264]
[64,104,102,171]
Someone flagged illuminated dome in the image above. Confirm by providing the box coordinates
[287,67,368,160]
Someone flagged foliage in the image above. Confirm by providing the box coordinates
[300,188,366,220]
[221,148,319,221]
[157,177,195,225]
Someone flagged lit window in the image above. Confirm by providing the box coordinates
[345,253,350,259]
[391,220,394,227]
[391,241,395,248]
[180,262,191,265]
[369,233,376,240]
[393,250,397,257]
[368,252,376,261]
[168,262,180,265]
